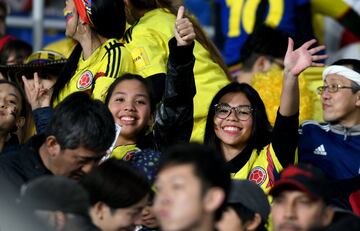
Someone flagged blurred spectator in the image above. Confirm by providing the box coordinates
[0,38,32,66]
[214,0,315,68]
[0,175,52,231]
[136,190,159,231]
[270,164,335,231]
[0,92,115,192]
[19,176,98,231]
[154,143,231,231]
[80,158,151,231]
[216,180,270,231]
[215,0,360,77]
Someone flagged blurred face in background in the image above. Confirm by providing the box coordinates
[154,164,209,231]
[271,190,333,231]
[90,196,148,231]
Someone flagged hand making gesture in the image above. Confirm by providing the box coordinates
[22,73,54,110]
[174,6,195,46]
[284,38,328,76]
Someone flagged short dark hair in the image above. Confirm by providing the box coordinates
[240,25,290,71]
[228,203,267,231]
[80,158,150,208]
[46,92,115,153]
[331,59,360,94]
[0,39,33,65]
[204,82,272,153]
[158,143,231,221]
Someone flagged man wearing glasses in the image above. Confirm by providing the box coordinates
[298,59,360,182]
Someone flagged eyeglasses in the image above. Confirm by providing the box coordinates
[214,103,253,121]
[316,84,353,95]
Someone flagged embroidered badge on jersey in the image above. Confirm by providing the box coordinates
[249,166,267,186]
[131,47,150,70]
[123,150,137,161]
[77,70,93,90]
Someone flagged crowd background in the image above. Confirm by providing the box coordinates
[0,0,359,231]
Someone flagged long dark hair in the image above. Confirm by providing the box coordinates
[204,82,272,154]
[127,0,231,80]
[51,0,126,104]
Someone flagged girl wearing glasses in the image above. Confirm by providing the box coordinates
[204,38,327,193]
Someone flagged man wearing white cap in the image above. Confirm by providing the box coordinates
[298,58,360,180]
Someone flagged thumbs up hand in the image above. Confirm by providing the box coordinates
[174,6,195,46]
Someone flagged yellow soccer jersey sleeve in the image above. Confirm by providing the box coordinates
[55,39,135,105]
[124,9,174,77]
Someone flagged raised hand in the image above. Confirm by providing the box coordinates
[22,73,54,110]
[174,6,195,46]
[284,38,328,76]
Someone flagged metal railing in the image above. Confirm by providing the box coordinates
[5,0,65,51]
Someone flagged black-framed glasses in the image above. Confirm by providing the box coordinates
[316,84,353,95]
[214,103,253,121]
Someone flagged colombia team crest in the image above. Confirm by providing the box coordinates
[77,70,93,90]
[249,166,267,186]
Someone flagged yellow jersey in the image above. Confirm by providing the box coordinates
[55,39,135,104]
[232,144,283,194]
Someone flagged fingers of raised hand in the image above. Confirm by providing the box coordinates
[311,54,329,61]
[302,39,317,50]
[308,45,326,55]
[176,19,193,36]
[177,5,185,20]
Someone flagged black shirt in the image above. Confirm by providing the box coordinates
[0,135,52,192]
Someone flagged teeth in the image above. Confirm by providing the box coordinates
[223,126,239,131]
[121,116,135,121]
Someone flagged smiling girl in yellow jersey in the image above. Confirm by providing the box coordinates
[123,1,231,142]
[51,0,134,106]
[204,39,327,193]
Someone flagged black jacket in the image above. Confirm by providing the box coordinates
[0,135,51,192]
[152,37,196,151]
